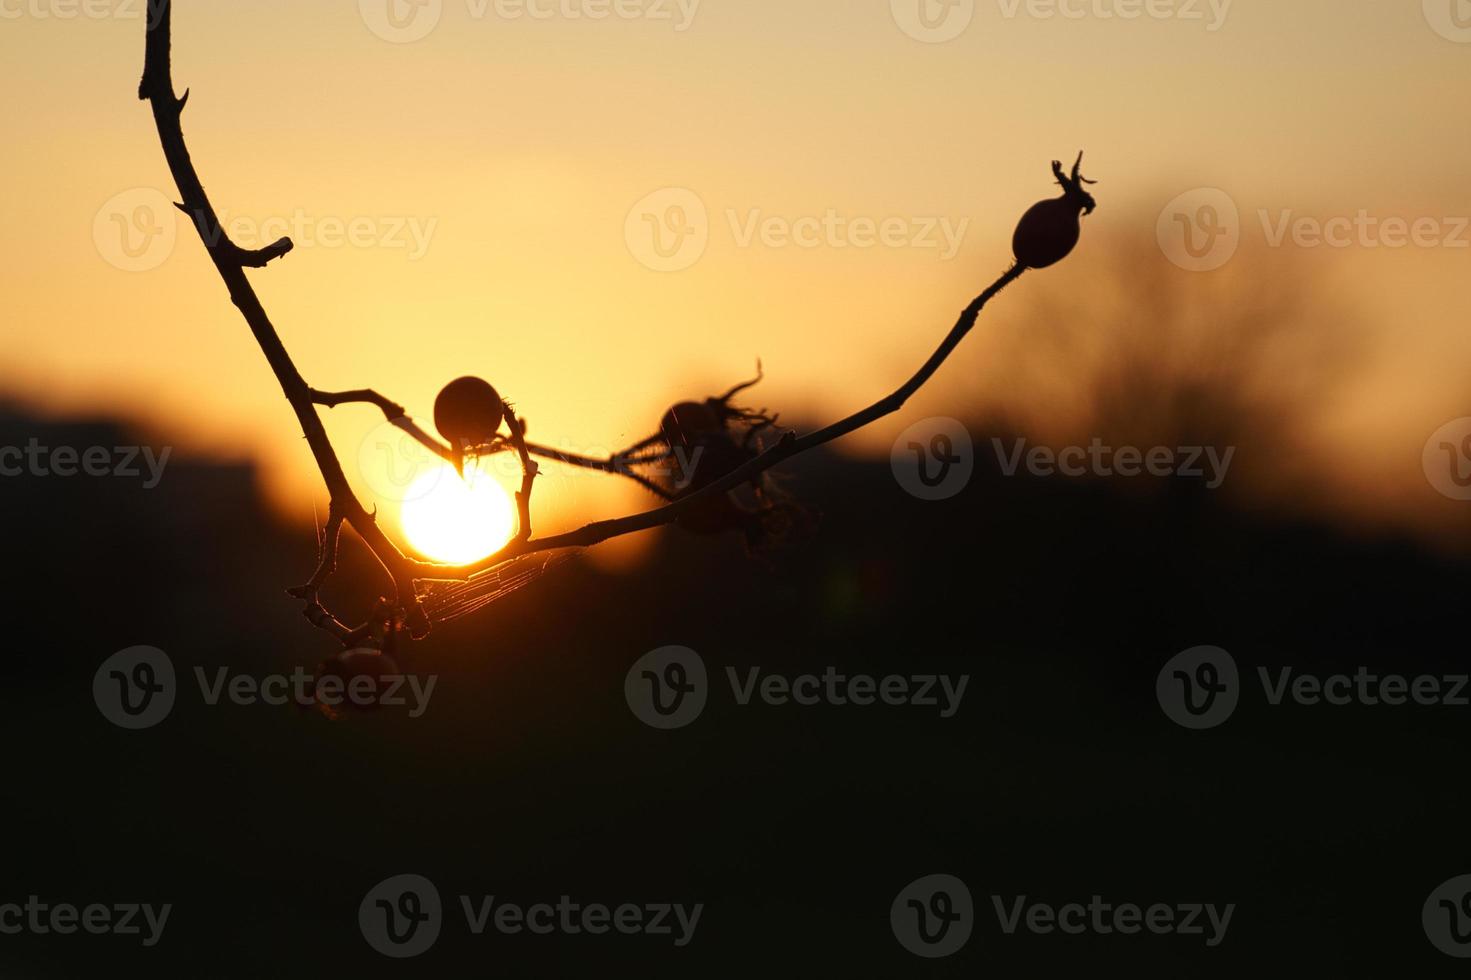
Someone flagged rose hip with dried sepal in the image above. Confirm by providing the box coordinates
[653,375,815,549]
[1012,152,1097,270]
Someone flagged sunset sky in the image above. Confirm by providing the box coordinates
[2,0,1468,551]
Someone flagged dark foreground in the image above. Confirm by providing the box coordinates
[3,405,1468,976]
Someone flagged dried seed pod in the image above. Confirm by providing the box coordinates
[653,381,814,549]
[661,401,751,494]
[1012,152,1097,270]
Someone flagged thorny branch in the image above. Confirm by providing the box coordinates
[140,0,1041,647]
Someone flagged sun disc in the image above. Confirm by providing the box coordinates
[400,461,517,564]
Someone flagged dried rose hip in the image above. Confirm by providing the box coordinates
[1012,152,1097,270]
[433,377,505,453]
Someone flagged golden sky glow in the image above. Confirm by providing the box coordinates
[2,1,1469,545]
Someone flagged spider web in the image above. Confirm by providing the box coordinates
[415,548,583,625]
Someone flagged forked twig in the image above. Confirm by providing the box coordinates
[139,0,1036,644]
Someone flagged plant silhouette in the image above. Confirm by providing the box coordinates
[137,0,1093,650]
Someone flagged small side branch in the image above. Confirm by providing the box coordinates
[503,411,538,541]
[288,503,344,602]
[419,263,1027,582]
[310,387,405,418]
[525,437,676,500]
[310,388,455,465]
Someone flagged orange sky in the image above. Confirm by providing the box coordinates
[2,0,1469,547]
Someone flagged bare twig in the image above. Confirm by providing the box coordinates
[463,264,1026,566]
[140,1,1048,640]
[287,501,344,602]
[140,0,432,637]
[310,388,455,465]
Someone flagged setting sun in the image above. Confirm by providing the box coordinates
[400,460,517,564]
